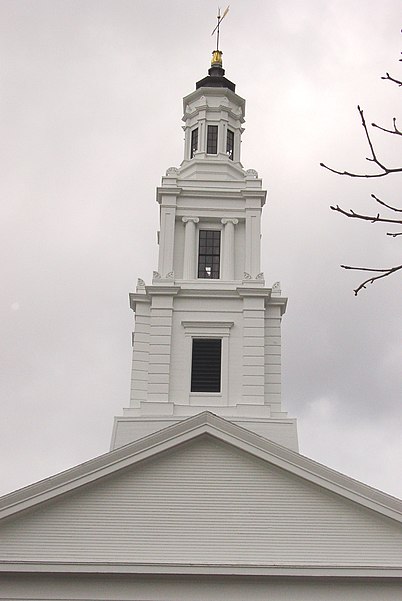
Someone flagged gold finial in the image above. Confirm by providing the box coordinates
[211,6,230,52]
[211,50,223,66]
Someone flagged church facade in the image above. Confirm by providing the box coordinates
[0,50,401,601]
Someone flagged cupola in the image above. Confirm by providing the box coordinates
[181,51,245,166]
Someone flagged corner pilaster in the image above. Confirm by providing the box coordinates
[147,286,180,404]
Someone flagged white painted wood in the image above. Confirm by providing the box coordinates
[1,572,402,601]
[182,216,199,279]
[0,437,401,566]
[3,413,400,523]
[221,217,238,279]
[118,72,293,443]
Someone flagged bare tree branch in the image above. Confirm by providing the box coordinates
[371,194,402,212]
[372,117,402,136]
[320,163,391,178]
[330,204,402,225]
[320,107,402,177]
[381,72,402,86]
[340,264,402,295]
[323,44,402,294]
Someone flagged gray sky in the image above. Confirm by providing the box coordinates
[1,0,401,498]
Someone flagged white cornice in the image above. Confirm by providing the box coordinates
[129,292,151,310]
[145,285,180,296]
[182,87,246,116]
[236,287,272,298]
[183,103,245,123]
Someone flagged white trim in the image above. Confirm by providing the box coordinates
[182,321,234,332]
[1,561,401,577]
[181,321,234,403]
[196,223,223,281]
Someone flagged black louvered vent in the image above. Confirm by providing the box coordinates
[191,338,221,392]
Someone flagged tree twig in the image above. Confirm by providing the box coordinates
[372,117,402,136]
[330,204,402,225]
[340,263,402,295]
[320,107,402,178]
[381,72,402,86]
[371,194,402,212]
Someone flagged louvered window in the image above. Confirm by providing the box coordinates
[191,338,221,392]
[190,127,198,158]
[198,229,220,279]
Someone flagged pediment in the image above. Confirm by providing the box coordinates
[0,413,401,572]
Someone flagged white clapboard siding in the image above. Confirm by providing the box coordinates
[0,435,401,565]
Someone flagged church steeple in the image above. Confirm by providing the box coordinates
[111,50,297,453]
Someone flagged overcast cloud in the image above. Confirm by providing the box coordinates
[0,0,401,498]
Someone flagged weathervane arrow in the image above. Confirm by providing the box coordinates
[211,6,230,51]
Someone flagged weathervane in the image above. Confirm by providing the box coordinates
[211,6,230,51]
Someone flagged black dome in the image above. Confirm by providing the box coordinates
[196,63,236,92]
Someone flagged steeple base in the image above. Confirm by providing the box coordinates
[111,407,298,452]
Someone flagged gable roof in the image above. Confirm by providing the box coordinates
[1,411,401,523]
[1,412,401,577]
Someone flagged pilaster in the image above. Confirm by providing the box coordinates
[264,306,282,414]
[147,287,179,404]
[130,299,151,407]
[157,193,177,278]
[239,291,266,406]
[245,207,261,278]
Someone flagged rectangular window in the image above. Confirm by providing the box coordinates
[190,127,198,158]
[207,125,218,154]
[198,230,220,279]
[226,129,234,160]
[191,338,221,392]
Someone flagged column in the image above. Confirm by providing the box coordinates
[182,217,199,279]
[221,218,238,280]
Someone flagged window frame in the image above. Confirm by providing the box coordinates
[182,320,234,405]
[226,128,234,160]
[197,228,221,279]
[206,124,219,155]
[190,127,198,159]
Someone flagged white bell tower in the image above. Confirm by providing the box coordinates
[111,51,298,451]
